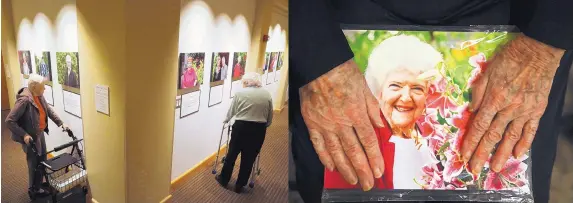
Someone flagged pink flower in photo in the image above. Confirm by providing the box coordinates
[467,53,488,87]
[450,177,466,188]
[483,157,528,190]
[426,89,458,118]
[451,104,473,152]
[443,150,465,181]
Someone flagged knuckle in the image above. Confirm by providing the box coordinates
[472,120,489,132]
[346,142,364,155]
[506,130,521,142]
[485,131,503,143]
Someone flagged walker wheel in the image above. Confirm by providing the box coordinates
[211,169,217,174]
[28,190,36,200]
[249,182,255,188]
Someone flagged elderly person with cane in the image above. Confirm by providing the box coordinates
[5,74,70,198]
[216,72,273,193]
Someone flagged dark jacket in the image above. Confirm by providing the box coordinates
[65,70,79,88]
[5,87,63,144]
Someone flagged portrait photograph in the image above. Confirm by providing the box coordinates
[210,52,230,83]
[18,50,33,76]
[263,52,270,72]
[323,28,528,196]
[178,52,205,91]
[277,52,284,71]
[232,52,247,81]
[35,52,52,82]
[56,52,80,89]
[269,52,279,73]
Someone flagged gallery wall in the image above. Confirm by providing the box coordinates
[7,0,83,156]
[262,10,288,106]
[170,0,288,180]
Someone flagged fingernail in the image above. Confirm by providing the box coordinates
[328,164,335,172]
[491,162,501,173]
[468,105,474,112]
[349,176,358,185]
[374,168,382,178]
[472,163,482,175]
[362,181,373,191]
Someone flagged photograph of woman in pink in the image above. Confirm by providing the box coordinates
[178,53,205,90]
[324,35,444,190]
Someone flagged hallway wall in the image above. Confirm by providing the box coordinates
[171,0,289,181]
[2,0,84,157]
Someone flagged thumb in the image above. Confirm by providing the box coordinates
[364,81,383,128]
[469,72,489,112]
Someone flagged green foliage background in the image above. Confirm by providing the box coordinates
[35,52,52,81]
[56,52,79,85]
[346,30,516,105]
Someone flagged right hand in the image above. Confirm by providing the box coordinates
[24,135,33,145]
[299,59,384,191]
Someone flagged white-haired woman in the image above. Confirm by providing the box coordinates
[5,74,69,198]
[324,35,442,190]
[216,72,273,193]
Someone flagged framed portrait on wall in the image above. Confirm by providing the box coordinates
[56,52,81,90]
[56,52,82,117]
[18,50,33,77]
[178,52,205,96]
[35,51,53,83]
[210,52,230,86]
[231,52,247,81]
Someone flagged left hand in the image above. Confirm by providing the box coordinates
[462,34,565,174]
[61,123,70,131]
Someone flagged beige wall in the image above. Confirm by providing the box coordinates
[1,0,20,109]
[124,0,180,202]
[77,0,128,202]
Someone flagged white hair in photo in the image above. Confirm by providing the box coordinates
[364,35,444,99]
[242,72,262,88]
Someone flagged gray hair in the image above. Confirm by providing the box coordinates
[28,74,46,90]
[364,35,443,99]
[242,72,262,88]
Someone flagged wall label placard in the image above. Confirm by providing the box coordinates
[95,84,110,115]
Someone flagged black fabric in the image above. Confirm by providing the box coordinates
[219,121,266,187]
[530,51,572,203]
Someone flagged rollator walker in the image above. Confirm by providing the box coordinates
[27,129,88,202]
[211,123,261,188]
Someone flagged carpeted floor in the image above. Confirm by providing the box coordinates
[171,108,289,203]
[1,111,91,203]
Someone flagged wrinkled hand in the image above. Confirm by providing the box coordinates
[462,34,565,174]
[61,124,70,131]
[300,59,384,191]
[24,135,33,145]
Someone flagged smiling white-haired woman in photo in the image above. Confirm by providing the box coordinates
[324,35,444,190]
[216,72,273,193]
[5,74,70,198]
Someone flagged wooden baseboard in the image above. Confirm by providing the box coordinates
[91,198,99,203]
[170,144,228,192]
[160,194,172,203]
